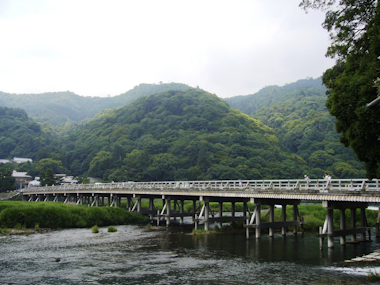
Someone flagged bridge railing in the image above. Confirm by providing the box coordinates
[21,179,380,194]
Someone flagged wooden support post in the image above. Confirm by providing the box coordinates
[149,198,154,221]
[269,204,274,237]
[204,198,209,231]
[127,197,131,210]
[166,198,171,227]
[319,227,324,249]
[340,209,346,245]
[376,207,380,237]
[327,208,334,248]
[137,196,141,213]
[351,208,357,242]
[95,194,99,207]
[282,205,287,236]
[360,207,366,241]
[180,200,184,225]
[256,204,261,239]
[173,199,177,221]
[231,202,236,219]
[218,202,223,228]
[293,205,298,234]
[193,200,197,230]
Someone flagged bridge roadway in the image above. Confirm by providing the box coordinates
[22,178,380,248]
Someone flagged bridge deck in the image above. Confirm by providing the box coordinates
[22,179,380,203]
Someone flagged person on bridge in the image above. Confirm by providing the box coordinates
[323,173,332,190]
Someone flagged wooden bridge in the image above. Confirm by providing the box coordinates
[21,178,380,248]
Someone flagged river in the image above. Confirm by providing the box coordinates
[1,225,380,284]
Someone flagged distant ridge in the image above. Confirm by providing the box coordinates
[0,83,191,126]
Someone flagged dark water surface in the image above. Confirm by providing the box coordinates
[1,225,380,284]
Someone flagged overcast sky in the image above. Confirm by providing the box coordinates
[0,0,334,98]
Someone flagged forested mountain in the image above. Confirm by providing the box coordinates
[0,107,57,160]
[60,89,309,181]
[0,78,366,183]
[225,77,365,178]
[224,77,326,115]
[0,83,191,127]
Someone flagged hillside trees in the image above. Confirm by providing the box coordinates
[228,81,365,178]
[61,89,309,181]
[300,0,380,178]
[0,107,59,160]
[0,83,191,128]
[0,167,15,192]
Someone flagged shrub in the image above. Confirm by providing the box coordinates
[108,226,117,232]
[92,225,99,233]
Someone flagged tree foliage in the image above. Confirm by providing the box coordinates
[0,107,58,160]
[0,168,15,193]
[225,78,365,178]
[300,0,380,178]
[0,83,191,128]
[60,89,310,181]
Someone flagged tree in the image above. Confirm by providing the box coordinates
[300,0,380,178]
[41,168,56,186]
[88,151,113,178]
[0,167,16,192]
[34,158,64,176]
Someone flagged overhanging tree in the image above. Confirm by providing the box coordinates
[300,0,380,178]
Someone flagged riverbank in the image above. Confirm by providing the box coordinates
[0,201,147,231]
[1,200,378,235]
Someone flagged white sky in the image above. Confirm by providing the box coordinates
[0,0,334,98]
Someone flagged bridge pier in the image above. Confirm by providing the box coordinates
[319,201,371,248]
[245,199,303,239]
[19,178,380,244]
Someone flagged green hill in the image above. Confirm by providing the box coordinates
[224,78,365,178]
[0,106,57,160]
[0,83,191,127]
[60,88,308,181]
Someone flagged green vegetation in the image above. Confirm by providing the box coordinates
[0,107,58,161]
[0,79,369,185]
[225,78,365,179]
[192,229,208,235]
[0,201,147,229]
[300,1,380,179]
[92,225,99,233]
[0,83,191,128]
[61,88,310,180]
[0,167,15,192]
[107,226,117,232]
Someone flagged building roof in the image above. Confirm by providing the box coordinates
[28,180,41,186]
[12,157,33,164]
[11,171,32,178]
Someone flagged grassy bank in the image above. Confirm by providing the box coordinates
[0,201,147,230]
[2,200,377,233]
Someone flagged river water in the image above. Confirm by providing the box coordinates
[1,225,380,285]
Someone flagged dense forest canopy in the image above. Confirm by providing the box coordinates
[0,77,368,187]
[225,77,365,178]
[60,89,310,181]
[300,0,380,178]
[0,106,57,160]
